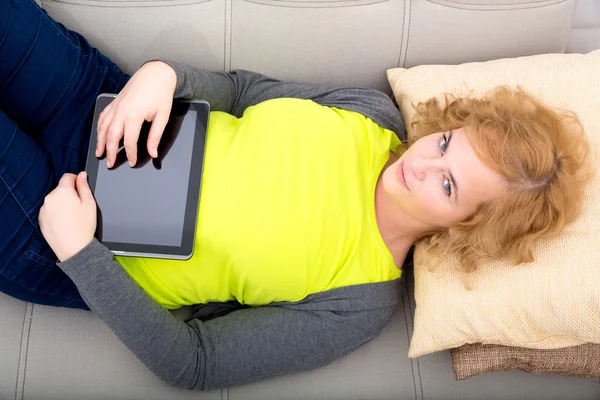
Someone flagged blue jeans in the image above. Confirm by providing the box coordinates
[0,0,129,309]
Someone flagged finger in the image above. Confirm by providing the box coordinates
[57,173,78,189]
[124,116,144,167]
[96,104,113,157]
[105,116,125,168]
[147,110,170,158]
[75,171,95,205]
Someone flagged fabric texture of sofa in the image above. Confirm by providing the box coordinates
[1,0,599,399]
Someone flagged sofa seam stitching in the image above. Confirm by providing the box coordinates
[241,0,388,8]
[403,0,411,68]
[228,0,232,71]
[417,359,423,399]
[44,0,213,8]
[223,0,226,71]
[428,0,563,4]
[13,306,27,400]
[406,275,424,400]
[396,0,405,68]
[423,0,568,11]
[402,292,418,400]
[567,0,579,51]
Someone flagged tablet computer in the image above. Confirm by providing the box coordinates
[85,94,209,260]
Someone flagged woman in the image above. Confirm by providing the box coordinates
[2,0,590,391]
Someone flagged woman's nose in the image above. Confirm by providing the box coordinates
[412,157,443,180]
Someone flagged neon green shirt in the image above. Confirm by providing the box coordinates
[117,98,403,309]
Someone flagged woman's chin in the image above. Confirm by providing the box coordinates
[381,168,404,202]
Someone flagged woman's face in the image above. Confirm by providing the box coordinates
[382,127,506,229]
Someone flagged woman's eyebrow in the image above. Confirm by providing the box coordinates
[447,130,459,203]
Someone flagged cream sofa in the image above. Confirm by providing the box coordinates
[2,0,600,399]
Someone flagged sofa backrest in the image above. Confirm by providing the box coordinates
[39,0,577,92]
[567,0,600,53]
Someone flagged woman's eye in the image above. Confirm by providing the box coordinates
[443,177,452,197]
[440,134,448,154]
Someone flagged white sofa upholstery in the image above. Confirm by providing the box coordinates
[567,0,600,53]
[2,0,599,399]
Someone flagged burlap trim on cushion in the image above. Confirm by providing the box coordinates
[451,343,600,380]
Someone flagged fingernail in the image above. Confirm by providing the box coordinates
[81,171,87,179]
[129,161,135,167]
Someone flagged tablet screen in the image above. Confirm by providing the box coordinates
[94,111,197,246]
[86,95,209,259]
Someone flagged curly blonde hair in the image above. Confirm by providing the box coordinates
[410,86,592,276]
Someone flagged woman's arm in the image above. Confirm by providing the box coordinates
[58,239,400,390]
[159,60,405,136]
[38,175,400,389]
[96,62,405,168]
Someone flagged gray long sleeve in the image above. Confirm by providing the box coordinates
[58,239,401,390]
[157,60,406,142]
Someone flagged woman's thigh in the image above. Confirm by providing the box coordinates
[0,0,129,176]
[0,110,88,310]
[0,0,129,309]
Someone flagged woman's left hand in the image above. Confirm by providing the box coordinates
[39,172,97,262]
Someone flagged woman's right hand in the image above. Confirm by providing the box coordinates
[96,61,177,168]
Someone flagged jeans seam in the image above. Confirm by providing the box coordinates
[33,0,82,51]
[0,126,39,231]
[41,139,89,153]
[0,10,10,50]
[40,59,109,153]
[0,13,42,95]
[25,250,56,271]
[0,260,80,300]
[3,3,83,129]
[108,74,119,87]
[105,64,120,87]
[0,117,17,159]
[40,57,82,132]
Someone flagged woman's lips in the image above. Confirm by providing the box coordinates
[397,160,410,191]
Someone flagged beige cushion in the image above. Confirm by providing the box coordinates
[386,50,600,358]
[451,343,600,380]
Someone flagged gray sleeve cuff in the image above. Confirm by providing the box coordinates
[58,238,113,276]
